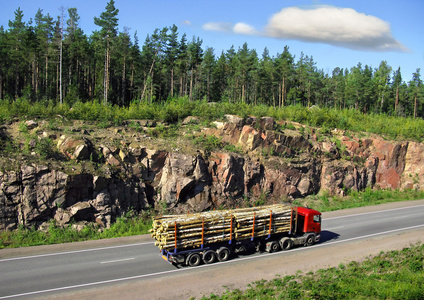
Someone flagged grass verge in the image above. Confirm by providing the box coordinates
[294,188,424,212]
[0,213,152,249]
[202,243,424,300]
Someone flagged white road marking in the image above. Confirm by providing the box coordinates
[0,242,154,263]
[1,223,424,299]
[325,225,345,230]
[101,257,135,264]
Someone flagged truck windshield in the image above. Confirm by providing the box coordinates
[313,215,321,224]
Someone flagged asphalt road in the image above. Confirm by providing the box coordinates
[1,200,424,299]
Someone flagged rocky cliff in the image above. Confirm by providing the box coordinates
[1,115,423,231]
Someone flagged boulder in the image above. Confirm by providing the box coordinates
[70,202,95,221]
[239,125,262,151]
[224,114,245,127]
[74,144,90,160]
[25,120,38,130]
[57,136,92,160]
[106,154,120,166]
[259,117,274,130]
[182,116,200,125]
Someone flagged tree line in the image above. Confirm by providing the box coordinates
[1,1,423,118]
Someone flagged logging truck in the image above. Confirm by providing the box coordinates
[151,204,321,267]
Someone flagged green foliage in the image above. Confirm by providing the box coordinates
[201,243,424,300]
[0,214,153,249]
[128,120,143,132]
[1,4,424,120]
[223,144,243,154]
[148,123,179,138]
[34,137,58,159]
[2,99,424,142]
[295,188,424,212]
[193,134,223,152]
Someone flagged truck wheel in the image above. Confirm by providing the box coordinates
[186,253,202,267]
[202,250,216,264]
[267,241,280,253]
[305,235,315,246]
[216,247,230,262]
[279,237,293,251]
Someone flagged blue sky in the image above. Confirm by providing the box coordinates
[1,0,423,81]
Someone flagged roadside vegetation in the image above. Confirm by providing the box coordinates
[2,98,424,142]
[0,211,152,249]
[296,188,424,212]
[201,243,424,300]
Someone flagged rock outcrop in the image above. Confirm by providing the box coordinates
[0,115,422,230]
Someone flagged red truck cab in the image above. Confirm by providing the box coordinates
[297,206,322,234]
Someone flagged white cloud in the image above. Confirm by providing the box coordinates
[202,22,233,32]
[233,22,258,35]
[202,5,408,52]
[203,22,257,35]
[264,6,408,52]
[182,20,192,26]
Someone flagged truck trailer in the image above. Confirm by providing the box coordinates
[151,204,321,267]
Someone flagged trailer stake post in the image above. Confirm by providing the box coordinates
[268,210,272,238]
[174,221,177,253]
[251,212,256,241]
[201,217,204,249]
[229,215,233,244]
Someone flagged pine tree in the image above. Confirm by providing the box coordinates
[410,69,423,118]
[65,7,89,102]
[187,37,203,102]
[201,47,215,101]
[94,0,119,105]
[176,33,188,97]
[128,31,141,101]
[211,51,227,102]
[330,67,345,109]
[225,46,237,103]
[0,26,5,99]
[165,24,179,98]
[374,60,392,113]
[257,48,273,106]
[392,67,403,114]
[8,7,27,99]
[275,46,294,107]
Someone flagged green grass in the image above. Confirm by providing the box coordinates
[202,243,424,300]
[0,213,153,249]
[294,188,424,212]
[3,97,424,142]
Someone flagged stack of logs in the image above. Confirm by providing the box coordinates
[151,204,293,250]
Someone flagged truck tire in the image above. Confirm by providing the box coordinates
[216,247,230,262]
[279,237,293,251]
[186,253,202,267]
[305,234,315,246]
[202,250,216,264]
[266,241,280,253]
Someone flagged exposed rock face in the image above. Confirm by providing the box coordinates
[0,115,423,230]
[0,166,149,230]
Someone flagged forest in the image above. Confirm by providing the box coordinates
[0,0,423,119]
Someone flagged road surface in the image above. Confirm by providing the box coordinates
[1,200,424,299]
